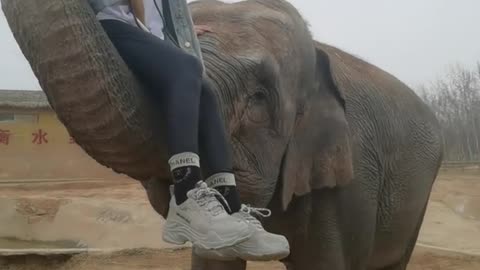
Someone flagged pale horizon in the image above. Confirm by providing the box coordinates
[0,0,479,91]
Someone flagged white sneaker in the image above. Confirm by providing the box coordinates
[162,182,253,250]
[193,204,290,261]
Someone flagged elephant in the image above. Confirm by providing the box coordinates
[2,0,443,269]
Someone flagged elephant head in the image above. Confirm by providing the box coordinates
[189,0,354,208]
[2,0,353,211]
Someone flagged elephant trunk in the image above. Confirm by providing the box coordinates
[2,0,247,182]
[1,0,170,180]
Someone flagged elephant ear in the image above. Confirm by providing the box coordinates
[281,43,353,210]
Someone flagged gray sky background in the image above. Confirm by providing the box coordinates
[0,0,479,91]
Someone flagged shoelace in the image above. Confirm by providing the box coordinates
[190,182,231,215]
[240,205,272,230]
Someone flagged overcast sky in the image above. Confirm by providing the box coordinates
[0,0,479,91]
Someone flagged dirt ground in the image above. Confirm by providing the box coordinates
[0,169,479,269]
[1,246,479,270]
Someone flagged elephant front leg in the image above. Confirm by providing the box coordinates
[191,251,247,270]
[140,177,171,218]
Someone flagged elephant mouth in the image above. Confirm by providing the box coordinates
[232,166,276,207]
[230,137,277,207]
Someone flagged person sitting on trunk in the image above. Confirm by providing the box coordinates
[87,0,289,261]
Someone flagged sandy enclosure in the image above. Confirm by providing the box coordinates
[0,169,479,269]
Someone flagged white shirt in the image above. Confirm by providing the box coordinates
[145,0,165,39]
[96,0,165,39]
[96,3,137,27]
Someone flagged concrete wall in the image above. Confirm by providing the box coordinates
[0,109,119,180]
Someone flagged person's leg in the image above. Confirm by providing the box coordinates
[101,19,201,205]
[198,81,242,213]
[99,20,252,249]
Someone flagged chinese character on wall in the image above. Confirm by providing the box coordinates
[32,129,48,145]
[0,129,11,145]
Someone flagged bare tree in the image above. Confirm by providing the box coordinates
[420,62,480,161]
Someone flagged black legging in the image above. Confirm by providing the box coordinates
[100,19,233,176]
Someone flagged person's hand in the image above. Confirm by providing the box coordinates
[194,25,213,36]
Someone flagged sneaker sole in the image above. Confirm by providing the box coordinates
[162,220,253,250]
[193,245,290,262]
[239,249,290,261]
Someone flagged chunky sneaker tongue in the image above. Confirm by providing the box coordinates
[187,181,231,216]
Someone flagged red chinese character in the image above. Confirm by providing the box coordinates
[69,136,76,144]
[0,129,11,145]
[32,129,48,145]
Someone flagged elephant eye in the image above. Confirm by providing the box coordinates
[246,91,270,124]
